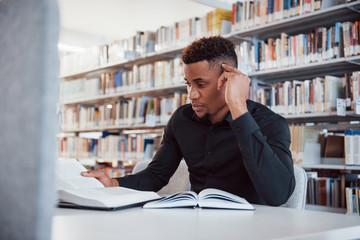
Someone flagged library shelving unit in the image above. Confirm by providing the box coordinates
[58,1,360,213]
[228,1,360,213]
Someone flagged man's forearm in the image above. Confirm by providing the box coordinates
[231,113,295,205]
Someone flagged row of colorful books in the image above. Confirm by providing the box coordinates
[307,171,360,210]
[60,93,189,131]
[60,0,337,75]
[155,8,233,51]
[250,71,359,115]
[60,57,184,103]
[307,172,342,208]
[58,133,162,162]
[231,0,322,31]
[237,20,360,72]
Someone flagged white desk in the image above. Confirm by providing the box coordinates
[52,205,360,240]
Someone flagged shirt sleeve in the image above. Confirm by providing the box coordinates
[115,113,183,192]
[230,112,295,206]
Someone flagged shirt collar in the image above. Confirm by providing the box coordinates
[224,112,233,123]
[191,111,232,124]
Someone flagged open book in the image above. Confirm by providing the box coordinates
[143,188,255,210]
[56,159,161,210]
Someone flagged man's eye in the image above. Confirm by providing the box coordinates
[197,83,206,87]
[184,81,190,86]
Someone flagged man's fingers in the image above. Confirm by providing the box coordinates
[221,64,245,75]
[81,170,104,178]
[221,63,238,72]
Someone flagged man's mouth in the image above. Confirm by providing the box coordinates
[192,104,205,112]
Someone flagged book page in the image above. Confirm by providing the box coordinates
[142,191,197,208]
[56,159,104,190]
[198,188,254,210]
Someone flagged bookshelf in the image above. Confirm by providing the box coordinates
[302,163,360,170]
[61,84,187,106]
[248,55,360,82]
[58,0,360,213]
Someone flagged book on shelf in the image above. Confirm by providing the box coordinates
[56,159,161,210]
[143,188,255,210]
[345,187,360,215]
[324,135,344,158]
[344,129,360,166]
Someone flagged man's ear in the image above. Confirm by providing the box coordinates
[217,73,227,91]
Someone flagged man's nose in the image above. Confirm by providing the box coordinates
[188,86,200,100]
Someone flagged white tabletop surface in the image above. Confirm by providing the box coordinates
[52,205,360,240]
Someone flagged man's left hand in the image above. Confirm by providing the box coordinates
[217,63,250,119]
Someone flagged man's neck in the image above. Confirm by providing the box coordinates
[209,105,230,125]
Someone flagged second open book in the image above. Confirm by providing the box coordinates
[56,159,254,211]
[143,188,255,210]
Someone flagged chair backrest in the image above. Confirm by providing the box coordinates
[281,164,308,209]
[132,160,190,195]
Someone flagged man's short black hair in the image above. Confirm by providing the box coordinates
[181,36,238,69]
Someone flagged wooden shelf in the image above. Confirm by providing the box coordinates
[61,123,167,133]
[60,45,186,79]
[248,55,360,82]
[61,84,187,106]
[301,163,360,171]
[284,111,360,124]
[58,157,143,163]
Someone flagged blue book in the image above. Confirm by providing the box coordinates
[268,0,274,15]
[304,34,308,57]
[334,22,342,44]
[327,28,331,52]
[254,40,260,71]
[114,71,123,89]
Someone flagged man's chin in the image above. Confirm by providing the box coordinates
[196,112,210,121]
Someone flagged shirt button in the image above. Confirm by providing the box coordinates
[207,151,212,156]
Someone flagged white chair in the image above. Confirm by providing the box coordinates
[132,160,190,195]
[281,164,308,210]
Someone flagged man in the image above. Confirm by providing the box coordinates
[82,36,295,206]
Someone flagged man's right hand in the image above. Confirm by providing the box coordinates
[81,170,119,187]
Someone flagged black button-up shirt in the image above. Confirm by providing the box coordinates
[116,100,295,206]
